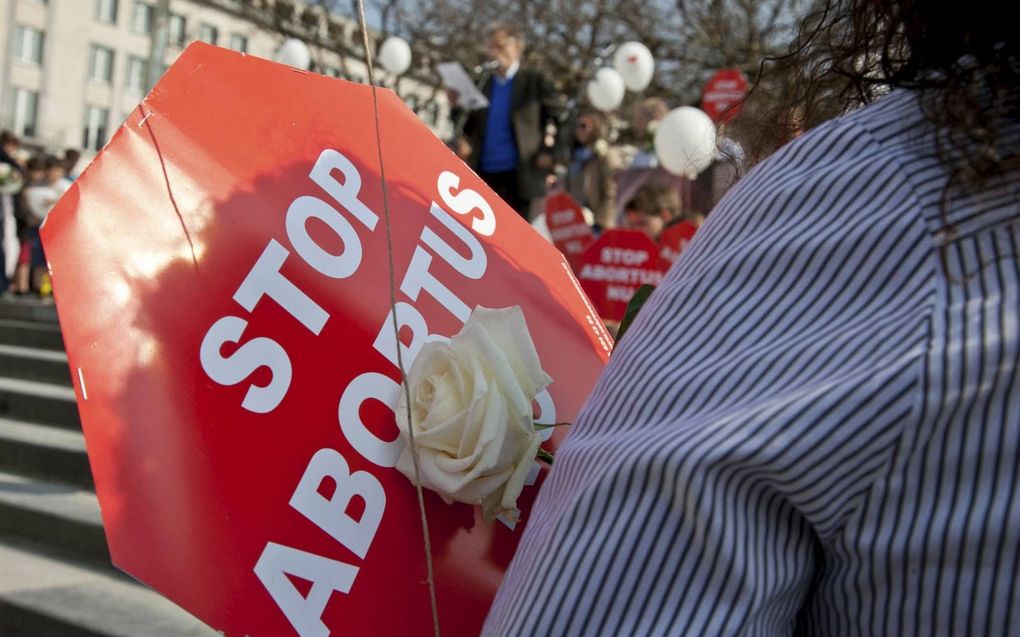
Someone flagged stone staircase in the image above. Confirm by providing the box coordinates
[0,298,213,636]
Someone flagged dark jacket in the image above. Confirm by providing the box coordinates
[462,67,566,202]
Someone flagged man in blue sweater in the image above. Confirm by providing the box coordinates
[453,23,566,219]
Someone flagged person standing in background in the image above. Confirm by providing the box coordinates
[63,149,82,181]
[566,110,620,231]
[0,131,26,292]
[0,132,23,174]
[621,182,682,240]
[451,23,566,219]
[17,156,69,297]
[627,97,669,169]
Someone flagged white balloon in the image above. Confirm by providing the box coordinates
[654,107,717,179]
[613,41,654,92]
[275,38,311,70]
[378,36,412,75]
[586,67,625,113]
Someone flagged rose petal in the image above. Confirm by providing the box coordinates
[467,306,553,399]
[455,320,532,419]
[500,435,541,512]
[456,363,493,457]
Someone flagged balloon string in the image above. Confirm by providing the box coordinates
[353,4,441,637]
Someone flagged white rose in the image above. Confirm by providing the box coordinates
[395,306,553,522]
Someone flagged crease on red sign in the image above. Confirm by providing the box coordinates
[138,104,200,273]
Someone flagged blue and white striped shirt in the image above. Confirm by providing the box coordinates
[485,89,1020,635]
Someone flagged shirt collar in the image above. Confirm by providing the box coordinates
[496,60,520,83]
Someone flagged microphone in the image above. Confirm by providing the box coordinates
[474,60,501,74]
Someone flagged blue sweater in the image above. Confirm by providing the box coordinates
[479,77,518,173]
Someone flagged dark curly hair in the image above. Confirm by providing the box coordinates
[739,0,1019,196]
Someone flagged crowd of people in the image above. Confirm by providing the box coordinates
[446,23,739,246]
[0,131,79,298]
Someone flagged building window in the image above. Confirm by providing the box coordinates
[126,55,146,91]
[168,14,187,46]
[199,23,218,45]
[89,44,115,83]
[3,88,39,138]
[131,2,154,34]
[13,26,45,65]
[83,105,110,151]
[229,34,248,53]
[96,0,119,24]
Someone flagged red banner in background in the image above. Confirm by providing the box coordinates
[544,192,594,272]
[658,221,699,265]
[41,43,610,637]
[577,230,668,322]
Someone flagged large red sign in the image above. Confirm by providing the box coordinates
[701,68,749,123]
[658,221,699,265]
[544,192,593,271]
[41,43,611,637]
[577,230,668,322]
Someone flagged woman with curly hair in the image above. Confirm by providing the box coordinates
[485,1,1019,634]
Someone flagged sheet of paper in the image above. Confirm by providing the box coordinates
[437,62,489,111]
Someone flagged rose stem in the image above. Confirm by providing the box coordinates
[537,448,555,465]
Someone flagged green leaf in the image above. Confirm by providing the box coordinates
[536,448,555,465]
[615,284,656,347]
[534,422,571,431]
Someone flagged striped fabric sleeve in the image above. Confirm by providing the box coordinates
[484,116,938,635]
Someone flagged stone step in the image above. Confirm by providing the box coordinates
[0,471,109,570]
[0,343,72,386]
[0,318,64,351]
[0,542,214,636]
[0,419,93,490]
[0,296,60,324]
[0,376,80,430]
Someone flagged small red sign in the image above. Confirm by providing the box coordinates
[658,221,699,264]
[701,68,749,123]
[577,230,668,322]
[544,192,594,271]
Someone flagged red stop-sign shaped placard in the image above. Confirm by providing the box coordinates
[41,43,611,637]
[658,221,699,265]
[577,230,668,322]
[544,192,594,271]
[701,68,749,123]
